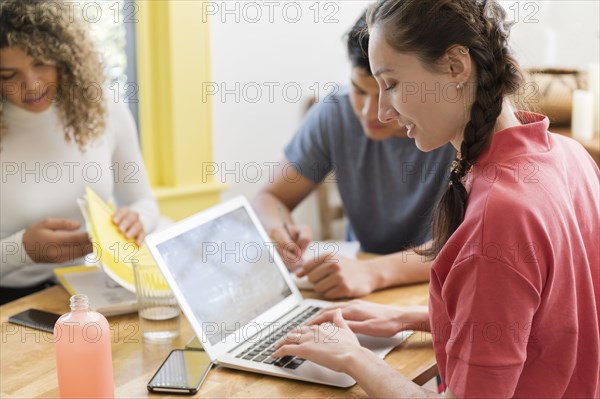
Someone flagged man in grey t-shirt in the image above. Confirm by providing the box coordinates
[253,12,455,299]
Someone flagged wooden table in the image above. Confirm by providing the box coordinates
[0,283,436,398]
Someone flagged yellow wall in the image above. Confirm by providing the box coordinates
[136,0,226,220]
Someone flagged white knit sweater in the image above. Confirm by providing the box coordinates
[0,99,159,287]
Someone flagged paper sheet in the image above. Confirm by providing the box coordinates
[54,266,138,317]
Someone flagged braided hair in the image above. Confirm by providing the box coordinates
[367,0,524,258]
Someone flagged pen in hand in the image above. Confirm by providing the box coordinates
[277,206,309,271]
[278,206,298,242]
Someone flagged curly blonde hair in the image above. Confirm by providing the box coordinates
[0,0,106,150]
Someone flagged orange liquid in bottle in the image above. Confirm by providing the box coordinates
[54,295,115,398]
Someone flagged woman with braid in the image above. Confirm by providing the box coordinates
[273,0,600,397]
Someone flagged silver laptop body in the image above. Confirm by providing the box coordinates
[145,196,410,388]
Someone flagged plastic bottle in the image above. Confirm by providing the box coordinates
[54,294,115,398]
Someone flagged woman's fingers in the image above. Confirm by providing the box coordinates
[271,342,307,359]
[275,326,313,349]
[112,207,128,224]
[135,231,146,246]
[125,221,142,240]
[112,207,145,243]
[307,310,337,326]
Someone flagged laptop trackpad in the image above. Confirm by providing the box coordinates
[357,330,413,358]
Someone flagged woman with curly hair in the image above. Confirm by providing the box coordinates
[0,0,159,304]
[273,0,599,397]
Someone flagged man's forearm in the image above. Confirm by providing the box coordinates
[252,191,294,233]
[367,244,433,289]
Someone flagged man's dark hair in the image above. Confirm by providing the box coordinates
[346,11,371,74]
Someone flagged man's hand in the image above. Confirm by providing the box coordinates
[269,224,312,271]
[297,253,378,299]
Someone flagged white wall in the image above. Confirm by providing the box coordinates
[501,1,600,68]
[210,1,369,238]
[209,1,599,238]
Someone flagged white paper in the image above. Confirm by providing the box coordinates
[61,269,138,316]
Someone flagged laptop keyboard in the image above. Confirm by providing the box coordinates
[234,306,321,369]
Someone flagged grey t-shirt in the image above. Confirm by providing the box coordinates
[284,90,456,254]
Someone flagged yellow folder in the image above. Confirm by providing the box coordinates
[84,187,156,292]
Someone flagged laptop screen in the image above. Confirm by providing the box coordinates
[155,206,293,346]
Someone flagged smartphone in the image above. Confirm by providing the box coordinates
[8,309,61,333]
[147,349,212,395]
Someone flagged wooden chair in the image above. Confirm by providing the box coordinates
[316,172,345,240]
[305,98,346,240]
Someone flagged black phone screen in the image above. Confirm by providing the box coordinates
[8,309,61,333]
[147,349,212,394]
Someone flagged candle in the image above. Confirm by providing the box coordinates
[587,62,600,135]
[571,90,595,142]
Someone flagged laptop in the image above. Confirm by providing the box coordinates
[145,196,411,388]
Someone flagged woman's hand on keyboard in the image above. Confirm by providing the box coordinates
[307,300,431,336]
[273,308,363,374]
